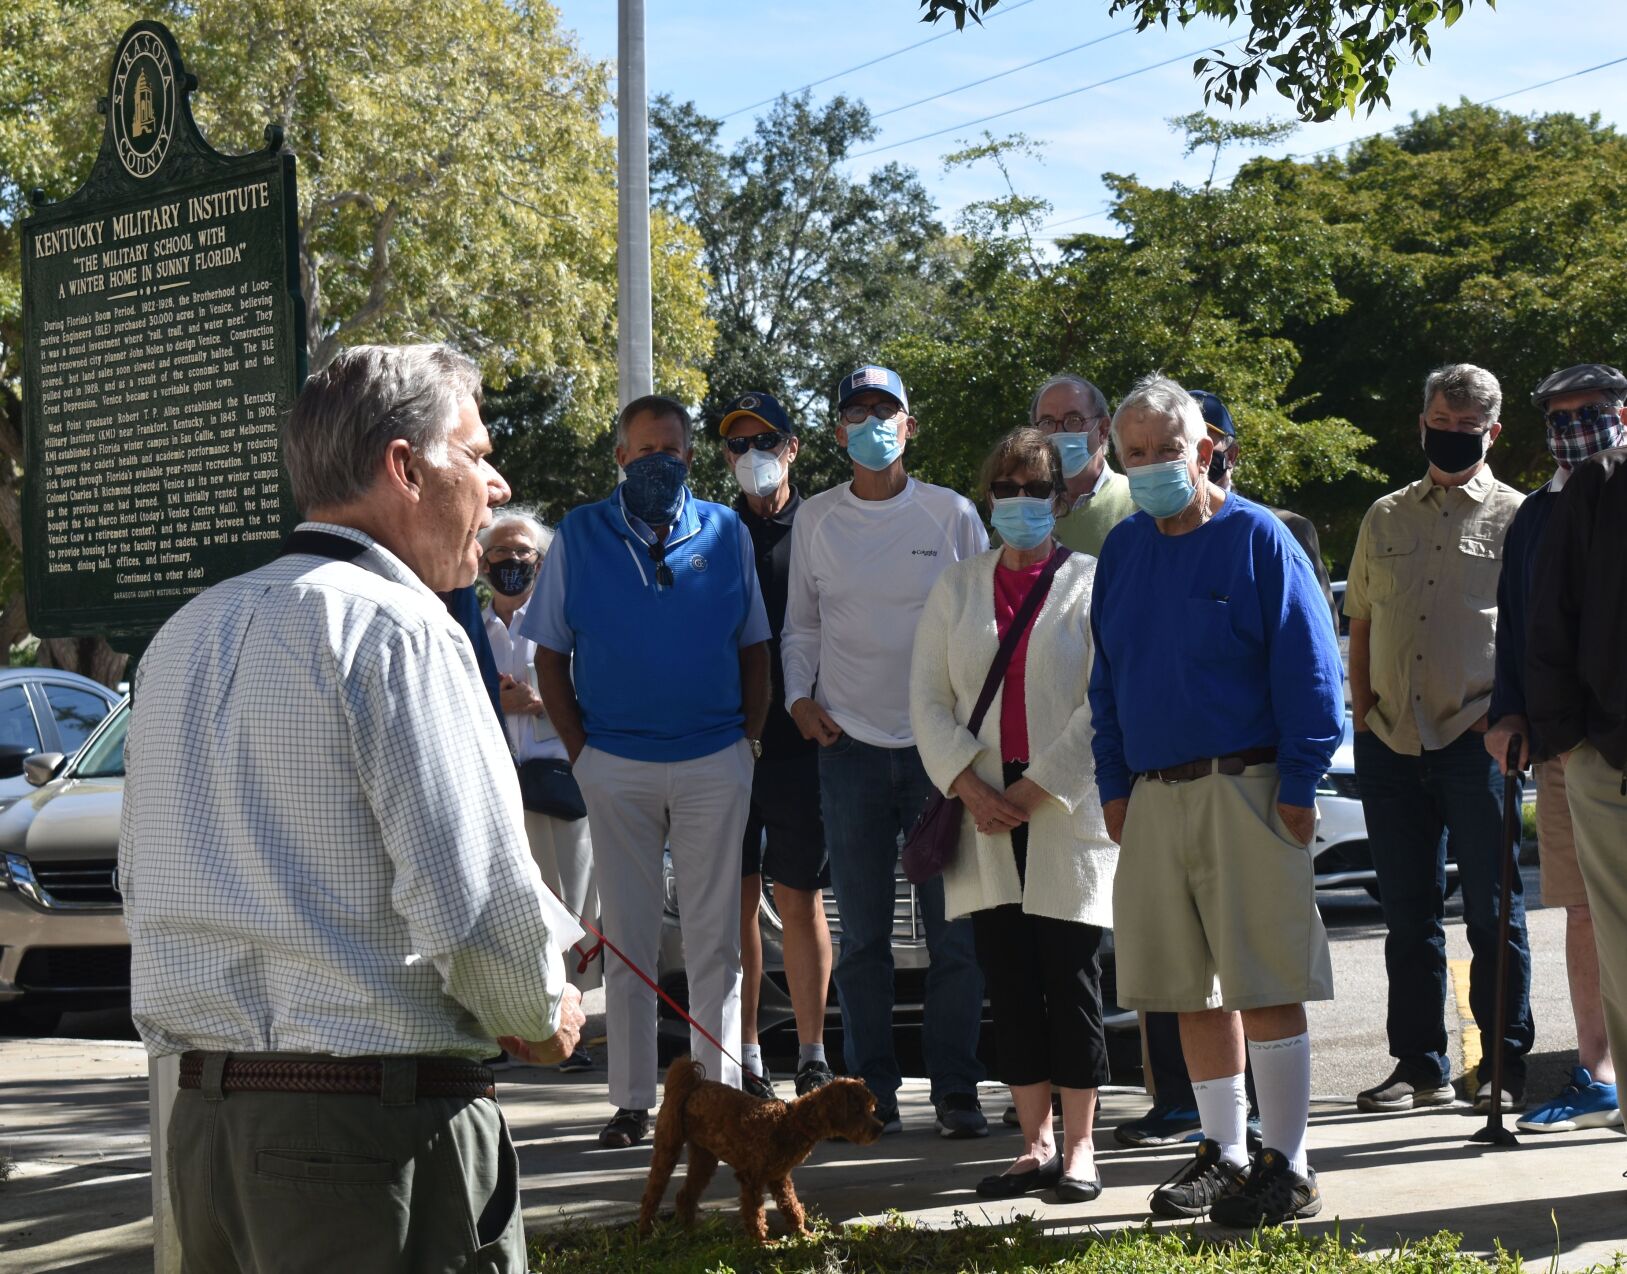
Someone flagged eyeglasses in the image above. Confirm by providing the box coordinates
[647,542,674,588]
[483,545,538,563]
[1033,412,1104,435]
[839,401,903,425]
[1545,402,1622,431]
[989,480,1057,500]
[724,433,787,455]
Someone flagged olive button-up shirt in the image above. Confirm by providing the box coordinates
[1343,466,1524,756]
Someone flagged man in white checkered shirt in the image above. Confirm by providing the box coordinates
[119,344,586,1273]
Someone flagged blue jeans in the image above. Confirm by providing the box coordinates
[818,735,985,1108]
[1355,727,1534,1088]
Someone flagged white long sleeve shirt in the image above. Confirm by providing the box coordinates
[120,523,581,1060]
[483,597,568,763]
[780,478,989,747]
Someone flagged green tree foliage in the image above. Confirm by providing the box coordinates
[0,0,714,670]
[1254,103,1627,551]
[915,1,1496,121]
[649,92,948,500]
[885,125,1378,509]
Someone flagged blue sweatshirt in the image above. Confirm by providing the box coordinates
[1088,492,1344,809]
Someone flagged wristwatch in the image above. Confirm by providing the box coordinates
[748,737,762,760]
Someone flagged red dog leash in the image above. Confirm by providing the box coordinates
[558,900,746,1075]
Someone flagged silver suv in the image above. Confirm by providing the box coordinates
[0,697,128,1034]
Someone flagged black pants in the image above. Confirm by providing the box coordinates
[968,762,1111,1091]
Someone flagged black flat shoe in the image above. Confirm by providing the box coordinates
[1055,1171,1102,1203]
[975,1152,1061,1198]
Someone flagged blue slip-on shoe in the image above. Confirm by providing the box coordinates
[1115,1100,1202,1147]
[1516,1067,1622,1133]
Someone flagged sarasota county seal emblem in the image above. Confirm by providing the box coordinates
[111,29,177,180]
[690,554,708,572]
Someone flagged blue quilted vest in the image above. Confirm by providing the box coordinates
[560,489,750,762]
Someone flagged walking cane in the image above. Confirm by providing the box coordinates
[1470,733,1525,1149]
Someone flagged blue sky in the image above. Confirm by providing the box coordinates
[555,0,1627,237]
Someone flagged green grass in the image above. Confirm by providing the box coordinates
[531,1212,1627,1274]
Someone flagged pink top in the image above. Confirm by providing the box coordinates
[993,558,1053,763]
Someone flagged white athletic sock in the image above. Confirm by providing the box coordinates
[799,1042,827,1067]
[742,1043,764,1077]
[1248,1031,1312,1176]
[1192,1073,1249,1168]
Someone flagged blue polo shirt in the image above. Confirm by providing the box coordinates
[1088,492,1343,809]
[521,486,770,763]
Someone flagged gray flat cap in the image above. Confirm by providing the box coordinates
[1532,363,1627,407]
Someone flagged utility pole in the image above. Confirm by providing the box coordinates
[617,0,654,406]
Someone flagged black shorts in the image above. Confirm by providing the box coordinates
[740,752,829,891]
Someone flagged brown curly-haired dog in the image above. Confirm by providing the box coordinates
[638,1056,885,1243]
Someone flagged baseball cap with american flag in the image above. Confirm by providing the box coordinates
[836,364,909,414]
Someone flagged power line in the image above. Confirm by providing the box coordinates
[1038,202,1116,232]
[849,41,1224,159]
[872,27,1134,121]
[1292,51,1627,161]
[718,0,1046,121]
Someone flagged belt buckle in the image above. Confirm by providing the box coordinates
[1157,770,1182,785]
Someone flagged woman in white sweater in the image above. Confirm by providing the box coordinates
[910,426,1119,1203]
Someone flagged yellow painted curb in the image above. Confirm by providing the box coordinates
[1449,957,1479,1078]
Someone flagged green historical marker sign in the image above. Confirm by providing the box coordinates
[21,20,304,647]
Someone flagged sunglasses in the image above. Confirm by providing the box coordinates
[647,542,674,588]
[1545,403,1622,431]
[989,480,1056,500]
[724,433,786,455]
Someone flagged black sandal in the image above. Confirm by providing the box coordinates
[598,1108,650,1148]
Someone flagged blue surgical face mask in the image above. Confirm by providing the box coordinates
[1127,457,1197,519]
[622,453,689,526]
[1050,431,1096,479]
[990,496,1056,550]
[845,415,906,471]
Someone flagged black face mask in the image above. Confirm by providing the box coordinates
[1207,444,1234,485]
[1421,425,1487,475]
[489,558,537,597]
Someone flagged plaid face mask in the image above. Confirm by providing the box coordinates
[1545,402,1626,468]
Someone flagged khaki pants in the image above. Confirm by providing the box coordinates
[168,1061,526,1274]
[1113,764,1333,1013]
[1565,742,1627,1078]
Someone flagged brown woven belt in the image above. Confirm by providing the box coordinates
[1142,746,1278,785]
[178,1052,495,1100]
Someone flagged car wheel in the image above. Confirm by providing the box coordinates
[0,1003,61,1036]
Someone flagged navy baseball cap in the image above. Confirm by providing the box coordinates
[1189,388,1234,439]
[836,364,909,414]
[1531,363,1627,408]
[719,391,794,437]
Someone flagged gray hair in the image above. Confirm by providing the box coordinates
[1423,363,1502,423]
[479,504,554,555]
[1028,374,1109,423]
[615,394,694,450]
[1110,373,1206,454]
[283,344,482,514]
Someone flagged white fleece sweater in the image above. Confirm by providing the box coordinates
[909,548,1117,927]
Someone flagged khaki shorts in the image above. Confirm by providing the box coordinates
[1536,758,1589,908]
[1113,764,1334,1013]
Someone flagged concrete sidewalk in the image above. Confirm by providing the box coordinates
[3,1039,1624,1272]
